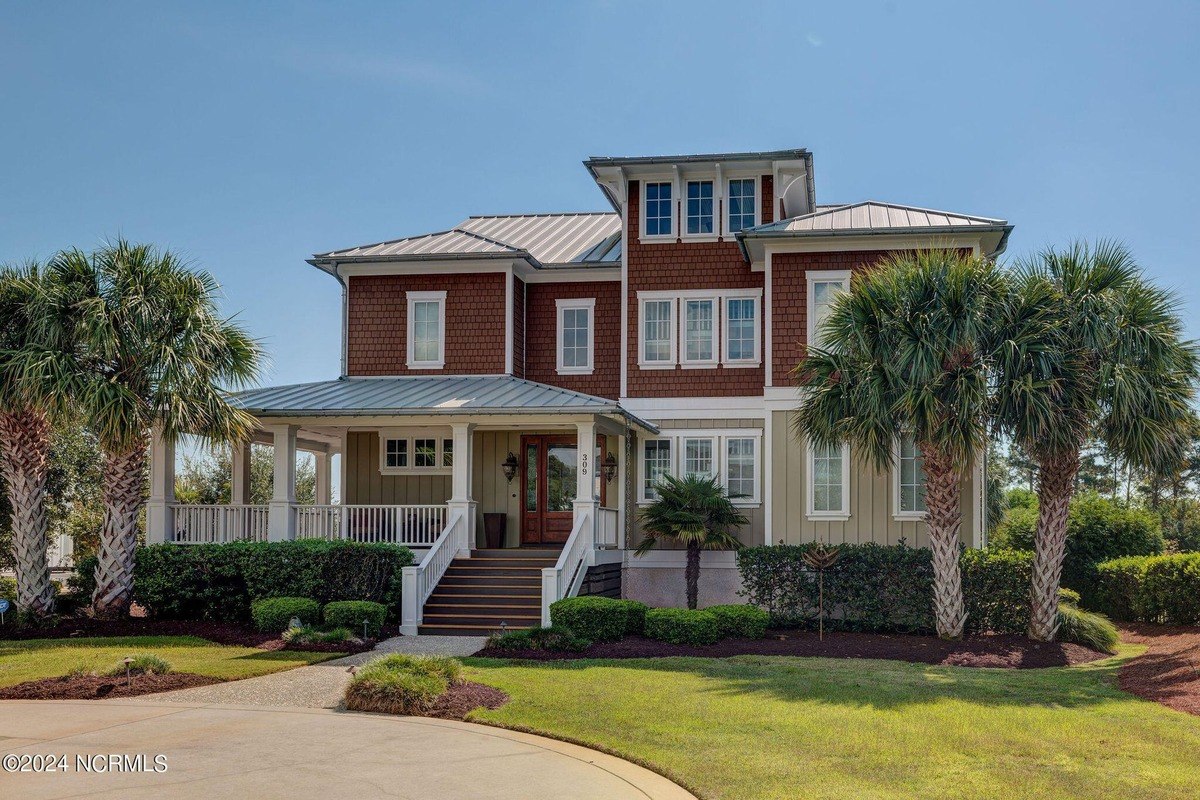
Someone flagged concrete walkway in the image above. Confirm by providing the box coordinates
[0,699,696,799]
[128,634,486,709]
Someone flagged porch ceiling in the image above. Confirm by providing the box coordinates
[233,375,658,433]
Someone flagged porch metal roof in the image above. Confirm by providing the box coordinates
[233,375,658,432]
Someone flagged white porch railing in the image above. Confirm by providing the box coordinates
[540,507,594,626]
[173,504,269,544]
[400,508,467,635]
[295,504,447,545]
[596,506,619,549]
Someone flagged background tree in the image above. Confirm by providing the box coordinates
[635,474,747,609]
[174,444,316,505]
[38,241,262,616]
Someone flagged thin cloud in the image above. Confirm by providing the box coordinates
[806,33,824,47]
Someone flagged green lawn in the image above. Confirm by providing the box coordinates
[0,636,339,687]
[464,648,1200,800]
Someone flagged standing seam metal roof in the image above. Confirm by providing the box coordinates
[744,201,1009,234]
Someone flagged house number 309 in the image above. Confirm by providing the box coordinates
[580,452,589,475]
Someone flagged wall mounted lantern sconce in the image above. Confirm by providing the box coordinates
[502,451,519,483]
[602,452,618,483]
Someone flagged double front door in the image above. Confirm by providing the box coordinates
[520,434,606,545]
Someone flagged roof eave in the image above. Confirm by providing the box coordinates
[243,404,659,434]
[737,223,1016,259]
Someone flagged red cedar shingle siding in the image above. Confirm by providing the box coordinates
[770,250,892,386]
[512,277,526,378]
[624,178,772,398]
[345,273,507,376]
[524,281,621,399]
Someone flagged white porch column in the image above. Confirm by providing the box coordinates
[446,422,476,554]
[573,419,598,544]
[614,431,627,549]
[314,450,332,506]
[267,424,297,542]
[230,440,252,505]
[145,426,175,544]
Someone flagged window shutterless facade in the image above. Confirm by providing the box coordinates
[379,430,453,475]
[806,271,851,346]
[406,290,446,369]
[555,297,595,375]
[643,181,674,237]
[642,439,673,500]
[894,435,927,518]
[683,437,715,478]
[637,290,760,369]
[725,437,757,501]
[724,296,758,364]
[685,179,714,235]
[640,297,676,366]
[807,440,850,519]
[683,297,717,365]
[727,178,757,232]
[640,430,761,505]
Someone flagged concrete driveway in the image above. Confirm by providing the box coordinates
[0,700,695,800]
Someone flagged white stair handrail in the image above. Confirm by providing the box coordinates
[399,509,465,635]
[540,508,594,626]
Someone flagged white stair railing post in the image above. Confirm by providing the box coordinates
[400,564,421,636]
[540,566,557,627]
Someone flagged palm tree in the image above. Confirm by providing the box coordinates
[995,241,1198,641]
[635,473,748,609]
[793,249,1008,639]
[38,241,263,616]
[0,263,69,616]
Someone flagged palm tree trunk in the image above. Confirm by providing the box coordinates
[1029,450,1080,641]
[685,541,700,610]
[93,444,146,617]
[921,446,967,639]
[0,408,55,616]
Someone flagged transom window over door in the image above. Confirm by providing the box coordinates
[644,181,673,237]
[807,271,850,347]
[685,180,714,235]
[556,298,595,375]
[406,290,446,369]
[727,178,757,232]
[683,298,716,364]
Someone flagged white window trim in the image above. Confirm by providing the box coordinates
[724,175,759,235]
[722,291,762,367]
[406,290,446,369]
[640,178,676,241]
[806,270,851,347]
[378,428,453,475]
[638,295,677,369]
[555,297,595,375]
[680,296,719,368]
[682,178,718,240]
[637,429,762,506]
[806,439,851,520]
[892,436,928,521]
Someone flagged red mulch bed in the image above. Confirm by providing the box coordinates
[474,631,1108,669]
[0,616,377,654]
[1118,624,1200,716]
[0,672,221,700]
[424,681,509,720]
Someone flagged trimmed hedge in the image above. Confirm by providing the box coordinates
[1095,553,1200,624]
[549,596,643,642]
[251,597,321,633]
[324,600,388,638]
[124,540,414,623]
[485,625,591,652]
[737,543,1034,635]
[644,608,720,645]
[705,604,769,639]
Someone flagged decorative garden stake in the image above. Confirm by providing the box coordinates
[362,618,369,641]
[802,543,842,641]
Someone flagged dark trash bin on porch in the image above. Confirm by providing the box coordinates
[483,513,507,549]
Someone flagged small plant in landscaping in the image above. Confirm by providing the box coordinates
[343,654,464,715]
[644,608,721,646]
[705,604,769,639]
[485,625,591,652]
[282,626,355,645]
[251,597,321,633]
[550,596,642,642]
[1056,604,1120,654]
[323,600,388,638]
[105,654,171,677]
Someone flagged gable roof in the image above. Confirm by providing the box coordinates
[233,375,657,432]
[311,211,620,271]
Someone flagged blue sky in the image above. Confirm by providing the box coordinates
[3,1,1198,390]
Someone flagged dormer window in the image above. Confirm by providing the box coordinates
[685,180,714,235]
[643,181,674,237]
[727,178,757,232]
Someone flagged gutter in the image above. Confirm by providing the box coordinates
[242,405,659,435]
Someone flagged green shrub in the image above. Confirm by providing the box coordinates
[549,596,630,642]
[366,653,463,685]
[0,575,16,600]
[105,654,172,676]
[251,596,321,633]
[1056,604,1120,654]
[323,600,388,638]
[644,608,720,645]
[1058,587,1082,607]
[485,625,591,652]
[282,626,354,644]
[705,604,769,639]
[131,540,413,622]
[344,654,464,714]
[620,599,650,635]
[1096,553,1200,624]
[961,548,1034,634]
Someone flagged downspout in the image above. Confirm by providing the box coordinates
[332,261,348,378]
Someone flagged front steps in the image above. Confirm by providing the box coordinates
[417,548,559,636]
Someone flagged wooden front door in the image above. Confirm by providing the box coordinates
[519,434,609,545]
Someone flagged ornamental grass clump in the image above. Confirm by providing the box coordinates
[104,654,171,677]
[343,654,464,715]
[486,625,591,652]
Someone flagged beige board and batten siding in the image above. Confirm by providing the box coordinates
[769,411,978,548]
[344,431,452,506]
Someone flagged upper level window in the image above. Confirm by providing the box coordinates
[641,298,675,365]
[895,435,927,517]
[725,297,758,363]
[644,181,674,237]
[406,290,446,369]
[807,271,850,347]
[808,440,849,519]
[683,298,716,364]
[685,180,714,235]
[556,298,595,375]
[727,178,757,232]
